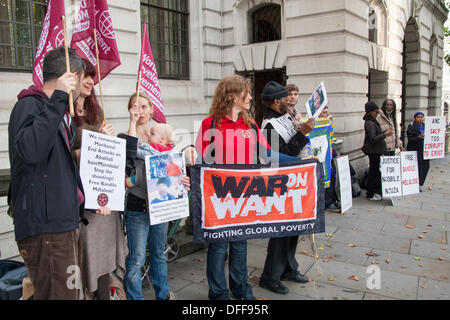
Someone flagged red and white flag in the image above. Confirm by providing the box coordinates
[137,23,166,124]
[32,0,65,88]
[71,0,121,84]
[71,0,95,43]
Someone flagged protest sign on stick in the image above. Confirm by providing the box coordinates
[424,116,446,160]
[336,156,352,213]
[79,130,126,211]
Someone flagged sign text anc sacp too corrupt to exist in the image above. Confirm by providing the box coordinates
[79,130,126,211]
[424,116,446,160]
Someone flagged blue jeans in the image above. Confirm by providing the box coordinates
[124,210,169,300]
[206,241,254,300]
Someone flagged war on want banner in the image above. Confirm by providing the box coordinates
[190,160,326,243]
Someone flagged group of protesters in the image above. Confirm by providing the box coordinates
[7,46,430,301]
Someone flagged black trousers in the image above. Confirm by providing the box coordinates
[260,236,299,284]
[418,159,430,186]
[367,154,382,198]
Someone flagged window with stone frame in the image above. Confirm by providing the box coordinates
[140,0,189,80]
[251,4,281,44]
[0,0,47,71]
[368,0,387,47]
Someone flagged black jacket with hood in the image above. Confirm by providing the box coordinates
[8,85,85,242]
[361,113,387,155]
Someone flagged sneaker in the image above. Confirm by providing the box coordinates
[326,202,341,212]
[165,292,177,300]
[368,194,382,201]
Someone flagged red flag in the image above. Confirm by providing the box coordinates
[71,0,95,43]
[137,23,166,124]
[71,0,121,84]
[32,0,65,88]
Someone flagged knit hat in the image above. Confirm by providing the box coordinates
[261,81,289,100]
[365,101,379,113]
[414,112,425,118]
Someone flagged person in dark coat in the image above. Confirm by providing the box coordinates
[361,101,391,201]
[406,112,429,190]
[8,47,86,300]
[259,81,315,295]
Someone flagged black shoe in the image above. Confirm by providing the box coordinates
[326,202,341,212]
[259,280,289,295]
[282,272,309,283]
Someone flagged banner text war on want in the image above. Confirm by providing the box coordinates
[191,159,326,243]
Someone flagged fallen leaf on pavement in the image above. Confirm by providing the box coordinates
[427,224,432,227]
[418,235,424,239]
[439,257,444,261]
[385,259,391,264]
[317,245,324,250]
[328,256,336,259]
[198,258,204,262]
[442,276,449,280]
[323,259,329,263]
[406,225,416,229]
[423,231,428,234]
[366,252,375,256]
[313,254,319,258]
[441,248,447,251]
[419,264,424,267]
[348,243,357,247]
[428,186,433,190]
[421,285,427,289]
[327,244,332,247]
[371,261,380,265]
[300,250,309,255]
[401,266,408,269]
[328,276,336,281]
[414,257,421,261]
[348,275,360,281]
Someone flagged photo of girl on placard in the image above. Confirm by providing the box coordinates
[305,81,328,119]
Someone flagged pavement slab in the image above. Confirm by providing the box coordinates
[380,223,446,244]
[417,278,450,300]
[410,240,450,261]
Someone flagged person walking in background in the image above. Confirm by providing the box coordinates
[406,112,429,191]
[377,99,405,156]
[361,101,391,201]
[72,59,128,300]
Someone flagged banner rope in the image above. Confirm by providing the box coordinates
[307,234,323,298]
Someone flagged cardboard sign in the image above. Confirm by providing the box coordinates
[424,116,446,160]
[191,160,326,243]
[380,156,402,198]
[145,152,189,225]
[79,130,126,211]
[401,151,420,196]
[336,156,353,213]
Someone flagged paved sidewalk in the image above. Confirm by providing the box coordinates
[144,156,450,300]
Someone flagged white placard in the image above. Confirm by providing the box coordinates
[336,155,352,213]
[305,81,328,119]
[146,152,190,225]
[400,151,420,196]
[380,156,402,198]
[424,116,446,160]
[79,130,126,211]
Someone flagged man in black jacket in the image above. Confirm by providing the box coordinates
[8,47,86,300]
[259,81,315,295]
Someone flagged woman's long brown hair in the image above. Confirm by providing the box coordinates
[209,75,253,129]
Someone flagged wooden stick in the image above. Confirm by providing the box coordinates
[93,28,105,116]
[62,15,74,118]
[136,70,142,102]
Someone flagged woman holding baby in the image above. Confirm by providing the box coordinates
[120,92,192,300]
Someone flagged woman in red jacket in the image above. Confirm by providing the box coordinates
[195,74,272,300]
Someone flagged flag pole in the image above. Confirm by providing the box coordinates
[93,28,105,115]
[136,70,142,102]
[62,15,74,118]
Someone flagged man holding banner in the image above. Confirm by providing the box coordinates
[259,81,315,294]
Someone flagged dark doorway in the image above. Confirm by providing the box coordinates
[237,68,287,127]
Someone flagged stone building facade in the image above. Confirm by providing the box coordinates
[0,0,447,258]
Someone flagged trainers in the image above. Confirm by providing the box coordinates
[165,292,177,300]
[368,194,382,201]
